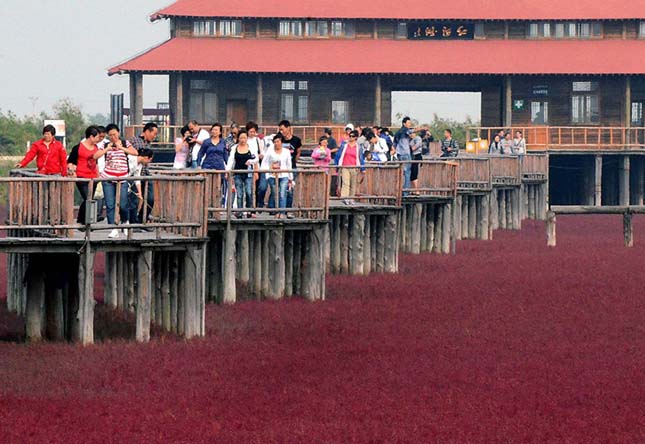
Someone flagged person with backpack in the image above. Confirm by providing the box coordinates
[440,129,459,158]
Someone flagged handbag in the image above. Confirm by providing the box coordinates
[94,181,104,199]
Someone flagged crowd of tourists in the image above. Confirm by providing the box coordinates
[14,116,527,231]
[15,122,158,238]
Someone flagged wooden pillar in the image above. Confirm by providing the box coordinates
[284,231,294,297]
[624,211,634,247]
[375,74,382,127]
[490,190,499,230]
[441,203,451,254]
[136,250,153,342]
[331,216,341,274]
[269,229,285,299]
[460,196,468,239]
[257,74,263,125]
[499,189,507,229]
[183,248,202,338]
[76,249,95,345]
[350,214,365,275]
[546,211,557,247]
[454,196,462,240]
[410,204,422,254]
[528,185,536,219]
[363,216,372,275]
[25,259,45,342]
[595,155,603,206]
[384,213,398,273]
[468,195,476,239]
[512,188,521,230]
[625,76,632,145]
[305,227,325,301]
[129,73,143,126]
[340,215,350,274]
[619,155,630,206]
[426,205,435,252]
[478,195,490,240]
[504,75,512,127]
[433,205,443,253]
[223,228,237,304]
[238,230,250,285]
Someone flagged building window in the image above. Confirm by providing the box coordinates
[281,80,308,123]
[531,101,548,125]
[632,103,643,126]
[532,21,601,39]
[330,21,355,38]
[640,21,645,38]
[474,23,485,39]
[395,22,407,39]
[219,20,242,36]
[189,91,218,123]
[279,21,303,37]
[305,20,328,37]
[332,101,349,124]
[571,81,599,124]
[193,20,216,36]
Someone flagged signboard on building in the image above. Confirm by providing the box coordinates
[408,23,474,40]
[532,85,549,96]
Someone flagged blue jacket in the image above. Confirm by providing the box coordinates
[198,138,228,170]
[334,142,365,172]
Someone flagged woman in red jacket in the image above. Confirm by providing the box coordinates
[71,126,103,224]
[15,124,68,176]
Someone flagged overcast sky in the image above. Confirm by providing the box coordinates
[0,0,479,123]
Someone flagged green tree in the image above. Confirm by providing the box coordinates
[52,98,87,148]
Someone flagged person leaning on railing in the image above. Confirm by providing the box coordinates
[173,125,192,169]
[68,126,103,224]
[95,123,139,238]
[334,129,365,198]
[264,134,293,218]
[513,131,526,159]
[226,130,258,218]
[129,122,158,224]
[439,129,459,158]
[15,124,67,176]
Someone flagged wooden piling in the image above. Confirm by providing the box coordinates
[331,216,341,274]
[136,250,152,342]
[546,211,557,247]
[223,228,237,304]
[624,211,633,247]
[410,204,422,254]
[442,203,451,254]
[238,230,250,285]
[384,213,398,273]
[490,190,499,230]
[461,196,469,239]
[350,214,365,275]
[468,196,477,239]
[363,216,372,276]
[454,196,462,240]
[269,229,285,299]
[339,215,350,274]
[433,205,443,254]
[25,260,45,342]
[76,249,95,345]
[375,216,385,272]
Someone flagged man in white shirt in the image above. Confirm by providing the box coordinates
[187,120,210,168]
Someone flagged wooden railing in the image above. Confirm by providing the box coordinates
[400,161,458,199]
[3,171,208,239]
[150,167,330,222]
[454,157,492,192]
[326,164,402,206]
[521,153,549,180]
[488,155,522,186]
[468,126,645,151]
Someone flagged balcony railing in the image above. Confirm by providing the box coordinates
[467,126,645,151]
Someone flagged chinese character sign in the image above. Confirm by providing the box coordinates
[409,23,474,40]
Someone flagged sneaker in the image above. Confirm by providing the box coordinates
[108,229,120,239]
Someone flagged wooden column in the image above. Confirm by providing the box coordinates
[595,155,603,206]
[441,203,451,254]
[410,204,422,254]
[384,213,398,273]
[468,196,476,239]
[257,74,263,125]
[625,76,632,145]
[183,248,202,338]
[375,75,382,127]
[637,157,644,205]
[25,258,45,342]
[546,211,556,247]
[136,250,153,342]
[269,229,285,300]
[129,73,143,126]
[350,214,365,275]
[305,227,325,301]
[624,211,634,247]
[504,75,512,127]
[223,228,237,304]
[76,249,95,345]
[619,155,630,206]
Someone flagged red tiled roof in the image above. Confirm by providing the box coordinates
[109,38,645,76]
[151,0,645,20]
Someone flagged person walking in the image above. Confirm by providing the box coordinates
[264,134,293,217]
[70,126,103,224]
[394,117,414,191]
[335,129,365,198]
[226,130,257,217]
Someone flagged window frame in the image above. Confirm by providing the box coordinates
[331,100,350,125]
[571,81,600,125]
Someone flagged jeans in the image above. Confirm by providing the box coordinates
[399,153,412,192]
[268,177,288,209]
[286,171,298,208]
[136,179,154,223]
[75,182,90,224]
[103,180,132,225]
[256,175,268,208]
[233,174,253,209]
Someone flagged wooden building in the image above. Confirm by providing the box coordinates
[109,0,645,206]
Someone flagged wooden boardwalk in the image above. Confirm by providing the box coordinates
[2,155,549,344]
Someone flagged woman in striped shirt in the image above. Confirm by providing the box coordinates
[95,124,139,238]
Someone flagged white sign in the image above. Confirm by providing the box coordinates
[44,119,66,137]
